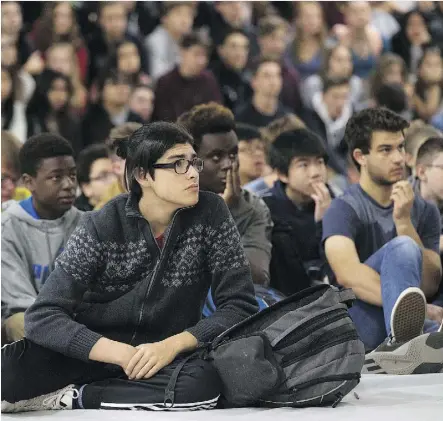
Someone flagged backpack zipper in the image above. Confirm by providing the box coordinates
[274,308,348,351]
[281,331,359,367]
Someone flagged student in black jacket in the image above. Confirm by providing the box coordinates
[2,122,258,413]
[262,128,334,296]
[82,70,132,146]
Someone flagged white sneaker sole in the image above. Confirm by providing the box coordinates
[390,287,426,343]
[363,332,443,375]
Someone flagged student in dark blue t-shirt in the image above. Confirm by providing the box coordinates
[322,109,442,361]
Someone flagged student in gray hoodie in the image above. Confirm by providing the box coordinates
[1,133,82,343]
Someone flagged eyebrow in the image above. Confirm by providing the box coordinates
[165,153,197,161]
[377,142,405,149]
[47,166,77,174]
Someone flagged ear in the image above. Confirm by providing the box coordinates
[134,168,154,189]
[416,163,427,182]
[405,152,415,169]
[277,170,289,184]
[352,148,366,169]
[21,174,36,194]
[81,182,92,198]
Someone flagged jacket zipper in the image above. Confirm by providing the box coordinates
[129,209,184,344]
[281,331,359,367]
[274,309,347,351]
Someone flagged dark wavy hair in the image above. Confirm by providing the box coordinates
[114,122,194,196]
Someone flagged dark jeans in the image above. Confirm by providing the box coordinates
[2,339,221,410]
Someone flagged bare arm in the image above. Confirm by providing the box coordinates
[396,221,442,298]
[325,235,382,306]
[414,86,441,121]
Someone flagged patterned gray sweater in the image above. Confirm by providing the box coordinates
[24,192,258,362]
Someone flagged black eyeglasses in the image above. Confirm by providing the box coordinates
[152,158,204,175]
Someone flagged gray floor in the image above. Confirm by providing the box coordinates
[3,374,443,420]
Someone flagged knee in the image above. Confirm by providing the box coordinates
[178,359,221,405]
[385,236,422,261]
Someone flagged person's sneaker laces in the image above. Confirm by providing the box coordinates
[1,384,78,413]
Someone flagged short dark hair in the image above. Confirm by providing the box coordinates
[116,122,194,196]
[322,76,351,93]
[374,83,408,113]
[235,123,262,142]
[220,28,249,46]
[416,136,443,166]
[344,108,410,170]
[271,129,328,175]
[19,133,74,177]
[77,144,111,185]
[251,57,281,77]
[177,102,235,152]
[97,68,131,93]
[180,30,212,51]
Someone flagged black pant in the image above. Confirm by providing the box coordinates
[2,339,221,410]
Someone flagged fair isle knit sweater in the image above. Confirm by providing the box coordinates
[24,192,258,362]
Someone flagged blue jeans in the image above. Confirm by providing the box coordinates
[349,236,439,351]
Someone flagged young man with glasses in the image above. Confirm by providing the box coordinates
[235,123,267,187]
[2,122,258,413]
[1,133,82,344]
[75,144,117,211]
[322,108,443,374]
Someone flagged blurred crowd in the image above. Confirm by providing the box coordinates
[1,1,443,350]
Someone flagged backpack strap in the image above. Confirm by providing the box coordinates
[163,347,207,408]
[337,288,356,308]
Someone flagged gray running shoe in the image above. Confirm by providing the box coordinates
[362,332,443,375]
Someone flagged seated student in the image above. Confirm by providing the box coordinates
[322,108,442,357]
[302,76,353,173]
[145,2,196,81]
[235,123,267,187]
[235,58,289,128]
[404,120,442,174]
[244,114,306,196]
[82,70,132,146]
[1,122,257,413]
[262,129,333,296]
[1,130,30,208]
[153,31,222,123]
[75,144,117,212]
[374,83,411,121]
[128,84,154,124]
[1,133,82,344]
[95,122,142,210]
[178,103,273,286]
[210,29,252,112]
[412,137,443,314]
